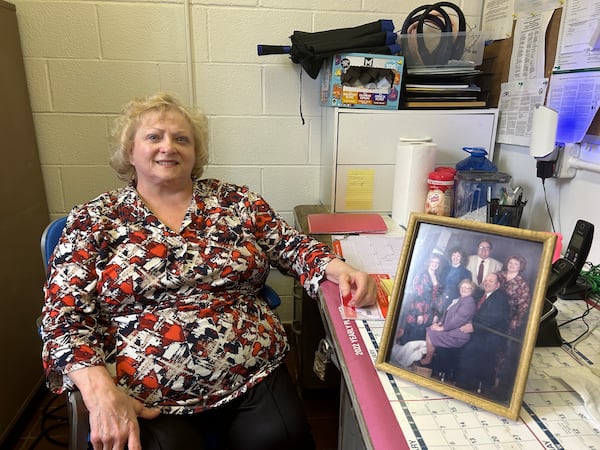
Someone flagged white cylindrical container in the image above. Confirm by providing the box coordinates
[391,137,437,227]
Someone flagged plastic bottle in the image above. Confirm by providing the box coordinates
[425,167,455,216]
[455,147,498,172]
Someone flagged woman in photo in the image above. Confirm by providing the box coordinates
[441,247,472,311]
[418,279,477,366]
[396,253,444,345]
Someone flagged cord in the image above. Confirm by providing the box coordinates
[559,293,600,349]
[557,267,600,348]
[540,178,556,233]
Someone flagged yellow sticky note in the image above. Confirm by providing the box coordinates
[344,169,375,210]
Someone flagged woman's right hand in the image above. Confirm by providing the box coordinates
[68,366,160,450]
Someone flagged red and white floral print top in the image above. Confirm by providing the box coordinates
[41,178,336,414]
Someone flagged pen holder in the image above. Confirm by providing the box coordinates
[486,200,525,227]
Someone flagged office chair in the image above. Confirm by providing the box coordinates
[40,216,281,450]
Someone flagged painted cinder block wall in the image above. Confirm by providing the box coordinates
[12,0,483,321]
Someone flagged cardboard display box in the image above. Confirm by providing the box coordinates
[320,53,404,110]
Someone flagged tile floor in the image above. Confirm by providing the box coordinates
[4,352,340,450]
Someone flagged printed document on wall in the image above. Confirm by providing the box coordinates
[553,0,600,72]
[482,0,515,41]
[497,78,549,145]
[509,10,553,81]
[547,71,600,143]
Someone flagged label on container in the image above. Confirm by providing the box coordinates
[425,176,454,216]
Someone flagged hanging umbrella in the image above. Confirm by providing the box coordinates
[258,19,400,79]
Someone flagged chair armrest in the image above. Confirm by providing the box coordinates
[67,390,90,450]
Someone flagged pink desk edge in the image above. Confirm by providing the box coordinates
[320,281,409,450]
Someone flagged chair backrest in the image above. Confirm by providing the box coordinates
[41,216,67,270]
[39,215,280,308]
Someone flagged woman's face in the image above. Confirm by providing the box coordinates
[129,110,195,189]
[459,282,473,297]
[507,258,521,274]
[451,251,462,265]
[429,257,440,270]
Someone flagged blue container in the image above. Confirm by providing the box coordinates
[455,147,497,172]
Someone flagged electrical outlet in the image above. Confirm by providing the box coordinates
[554,142,580,178]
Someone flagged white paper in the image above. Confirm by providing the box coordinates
[509,11,553,81]
[333,234,404,276]
[514,0,563,15]
[544,365,600,428]
[553,0,600,72]
[547,71,600,143]
[497,78,549,145]
[482,0,515,41]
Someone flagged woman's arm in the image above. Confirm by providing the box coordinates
[68,366,160,450]
[324,258,377,307]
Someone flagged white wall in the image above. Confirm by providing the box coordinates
[496,142,600,264]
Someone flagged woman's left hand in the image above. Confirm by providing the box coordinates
[325,259,377,307]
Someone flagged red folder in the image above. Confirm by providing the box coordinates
[307,213,387,234]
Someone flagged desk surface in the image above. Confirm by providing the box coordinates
[320,281,600,449]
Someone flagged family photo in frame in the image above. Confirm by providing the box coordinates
[376,213,556,420]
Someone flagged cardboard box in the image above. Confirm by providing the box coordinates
[320,53,404,110]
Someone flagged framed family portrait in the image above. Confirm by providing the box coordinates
[375,213,557,420]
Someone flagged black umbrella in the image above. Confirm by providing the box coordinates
[258,19,400,79]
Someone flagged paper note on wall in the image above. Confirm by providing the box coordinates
[497,78,549,145]
[547,71,600,143]
[344,169,375,210]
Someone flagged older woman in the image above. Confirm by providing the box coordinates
[419,279,477,366]
[41,93,376,450]
[495,254,531,400]
[396,253,444,345]
[498,254,531,337]
[441,247,472,311]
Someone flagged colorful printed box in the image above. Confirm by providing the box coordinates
[321,53,404,110]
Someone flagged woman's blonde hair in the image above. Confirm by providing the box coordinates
[109,92,209,182]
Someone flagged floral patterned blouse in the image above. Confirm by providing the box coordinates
[497,271,531,337]
[41,178,337,414]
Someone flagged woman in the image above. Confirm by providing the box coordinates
[419,278,477,366]
[396,253,444,345]
[41,93,376,450]
[495,254,530,399]
[498,254,531,337]
[441,247,472,311]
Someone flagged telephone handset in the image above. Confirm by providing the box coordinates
[537,219,594,347]
[546,219,594,300]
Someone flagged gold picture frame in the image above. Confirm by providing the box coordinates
[376,213,556,420]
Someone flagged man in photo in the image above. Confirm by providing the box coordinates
[466,239,503,288]
[454,273,510,399]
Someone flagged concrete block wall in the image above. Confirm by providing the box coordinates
[12,0,483,321]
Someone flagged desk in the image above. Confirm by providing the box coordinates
[319,280,600,449]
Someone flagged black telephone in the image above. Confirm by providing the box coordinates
[546,219,594,300]
[537,219,594,347]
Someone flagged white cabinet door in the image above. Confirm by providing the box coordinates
[336,109,498,166]
[322,108,499,213]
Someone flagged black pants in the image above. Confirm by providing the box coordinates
[138,365,316,450]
